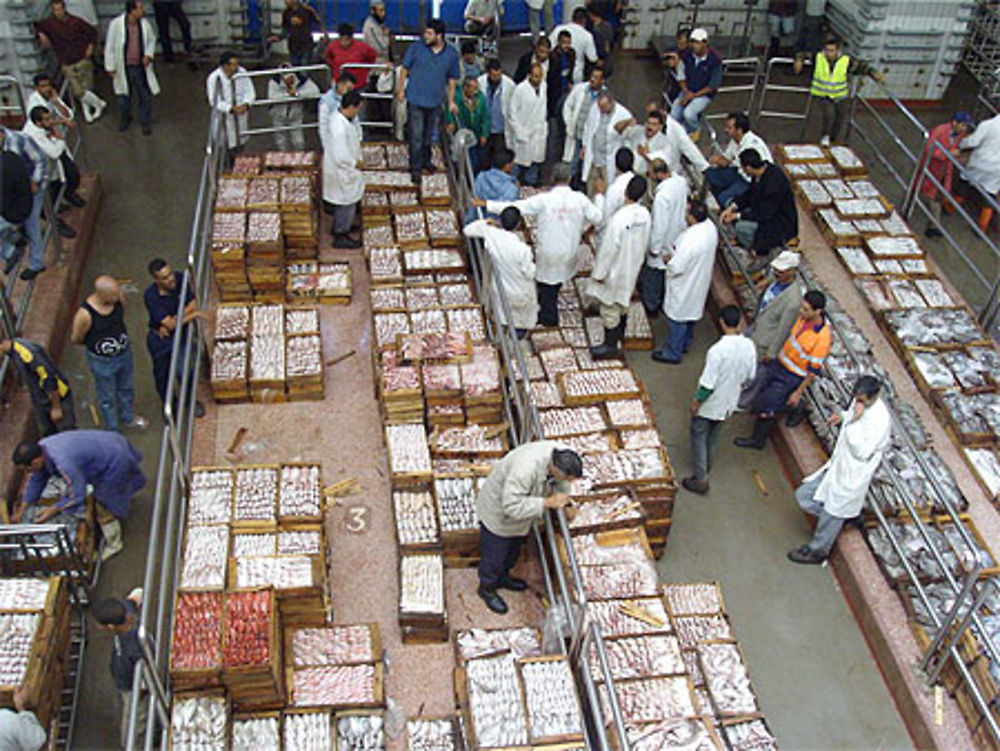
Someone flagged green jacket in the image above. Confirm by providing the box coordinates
[446,89,490,141]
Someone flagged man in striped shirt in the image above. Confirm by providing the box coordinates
[0,126,49,280]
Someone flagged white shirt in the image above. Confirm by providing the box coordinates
[23,120,67,181]
[721,129,772,181]
[661,117,709,174]
[322,110,363,205]
[807,397,891,518]
[464,219,538,330]
[589,202,652,307]
[26,92,74,133]
[963,114,1000,194]
[625,127,668,176]
[696,335,757,420]
[508,79,548,167]
[663,218,717,321]
[487,184,604,284]
[561,81,603,161]
[206,65,257,149]
[602,170,633,229]
[581,101,632,181]
[648,174,688,269]
[549,23,598,83]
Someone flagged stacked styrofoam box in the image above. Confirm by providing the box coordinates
[0,0,49,88]
[827,0,974,100]
[95,0,232,49]
[963,1,1000,95]
[624,1,771,53]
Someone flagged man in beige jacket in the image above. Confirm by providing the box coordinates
[475,441,581,614]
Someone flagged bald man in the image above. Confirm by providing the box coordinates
[71,275,147,431]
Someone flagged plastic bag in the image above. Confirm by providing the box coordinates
[541,603,572,654]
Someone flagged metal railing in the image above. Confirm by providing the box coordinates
[340,61,395,137]
[753,55,813,134]
[226,62,331,147]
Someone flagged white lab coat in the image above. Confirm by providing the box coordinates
[581,102,632,181]
[721,129,773,182]
[588,202,651,307]
[487,184,604,284]
[601,170,632,231]
[508,79,547,167]
[806,397,891,518]
[561,81,603,162]
[637,117,709,175]
[323,110,364,206]
[663,218,717,321]
[625,127,668,176]
[549,23,597,82]
[464,219,538,329]
[267,77,320,151]
[104,14,160,97]
[963,114,1000,194]
[22,121,67,182]
[648,174,689,269]
[206,65,257,149]
[477,73,516,149]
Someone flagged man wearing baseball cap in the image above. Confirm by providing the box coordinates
[920,111,973,238]
[669,28,722,140]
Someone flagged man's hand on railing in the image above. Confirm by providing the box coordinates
[472,197,486,207]
[792,58,804,75]
[543,492,571,509]
[233,104,249,114]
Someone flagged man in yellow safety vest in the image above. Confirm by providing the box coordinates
[794,37,884,146]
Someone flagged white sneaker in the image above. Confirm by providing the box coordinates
[81,102,95,123]
[124,415,149,430]
[820,135,831,147]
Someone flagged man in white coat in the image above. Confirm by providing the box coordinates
[639,158,688,315]
[206,51,257,151]
[580,93,633,195]
[480,162,604,327]
[323,91,365,248]
[788,375,890,564]
[600,147,635,236]
[628,102,709,177]
[653,200,717,364]
[588,176,651,359]
[959,112,1000,200]
[104,0,159,135]
[267,67,321,151]
[509,64,548,187]
[549,8,598,83]
[561,66,606,181]
[464,207,538,336]
[478,59,515,164]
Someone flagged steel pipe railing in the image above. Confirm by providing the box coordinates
[753,55,813,135]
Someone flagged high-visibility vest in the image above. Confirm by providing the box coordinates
[778,315,831,377]
[811,53,850,101]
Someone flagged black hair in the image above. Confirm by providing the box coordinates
[125,0,140,13]
[625,175,647,203]
[647,109,665,124]
[427,18,446,36]
[219,50,239,68]
[461,40,477,55]
[341,90,363,109]
[853,375,881,399]
[552,448,583,478]
[32,73,52,86]
[12,441,42,466]
[557,29,572,39]
[727,111,750,133]
[148,258,168,277]
[536,36,552,49]
[824,36,841,48]
[720,304,742,328]
[677,27,691,38]
[738,149,764,170]
[486,58,502,72]
[803,289,827,311]
[339,71,358,85]
[493,147,514,170]
[614,147,634,173]
[572,7,588,23]
[689,200,709,222]
[92,597,129,626]
[338,22,354,36]
[500,206,521,231]
[28,106,49,125]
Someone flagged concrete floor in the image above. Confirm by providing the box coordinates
[58,41,998,750]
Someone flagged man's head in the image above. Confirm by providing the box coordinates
[534,36,552,62]
[645,109,665,138]
[148,258,177,292]
[852,374,881,405]
[738,148,766,177]
[614,147,634,175]
[12,442,45,472]
[572,7,588,25]
[687,200,708,225]
[280,63,298,87]
[552,161,571,185]
[597,92,615,115]
[462,77,479,99]
[341,89,363,119]
[494,147,515,173]
[689,27,708,55]
[650,158,669,182]
[28,106,53,131]
[769,249,800,283]
[486,58,503,83]
[52,0,68,19]
[528,63,544,88]
[625,175,647,204]
[32,73,55,99]
[423,19,446,46]
[91,598,134,634]
[0,338,11,356]
[338,22,355,47]
[125,0,145,21]
[588,66,605,91]
[801,289,827,321]
[370,0,386,20]
[725,111,750,141]
[557,30,572,52]
[337,71,357,93]
[676,27,690,51]
[719,304,742,333]
[499,206,522,232]
[93,274,121,305]
[285,0,301,8]
[219,51,240,77]
[461,40,477,61]
[822,37,841,63]
[952,111,974,136]
[550,448,583,481]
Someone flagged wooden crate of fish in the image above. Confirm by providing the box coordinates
[398,552,448,643]
[334,709,387,749]
[558,369,641,406]
[167,691,230,749]
[963,446,1000,505]
[455,655,532,750]
[826,144,867,176]
[222,588,285,710]
[262,151,319,173]
[516,656,585,746]
[285,334,324,401]
[285,623,382,671]
[287,662,385,710]
[385,423,434,487]
[169,591,225,692]
[211,340,249,402]
[407,715,462,751]
[434,473,482,567]
[932,389,999,447]
[393,487,443,552]
[596,674,700,726]
[609,718,725,751]
[567,491,647,536]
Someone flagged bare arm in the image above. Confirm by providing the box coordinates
[396,66,408,102]
[70,308,90,345]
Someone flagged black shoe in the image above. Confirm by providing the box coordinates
[497,576,528,592]
[142,124,152,136]
[118,118,131,132]
[56,219,76,238]
[66,193,86,208]
[733,436,765,450]
[187,60,199,72]
[787,545,826,565]
[195,400,206,418]
[20,267,44,281]
[333,234,362,249]
[681,476,710,495]
[651,350,681,364]
[786,409,806,428]
[477,586,508,614]
[924,226,943,238]
[410,172,421,185]
[3,243,25,275]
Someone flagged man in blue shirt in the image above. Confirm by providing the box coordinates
[670,27,722,138]
[467,147,520,223]
[143,258,206,417]
[396,19,461,184]
[0,126,49,281]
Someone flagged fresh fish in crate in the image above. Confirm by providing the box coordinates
[966,448,1000,500]
[337,713,385,751]
[889,400,929,448]
[942,349,993,390]
[284,712,332,750]
[434,476,478,532]
[884,308,984,347]
[673,614,734,649]
[626,718,719,751]
[664,583,724,615]
[724,720,778,751]
[0,580,50,611]
[407,718,457,751]
[905,582,957,628]
[864,519,958,581]
[291,624,375,666]
[700,642,759,716]
[587,634,685,681]
[170,695,227,750]
[292,665,377,706]
[598,676,697,723]
[465,654,529,747]
[0,613,40,685]
[455,627,541,662]
[232,716,280,750]
[938,391,1000,437]
[278,530,322,556]
[520,658,584,741]
[911,351,957,389]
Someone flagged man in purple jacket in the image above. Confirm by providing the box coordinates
[670,28,723,138]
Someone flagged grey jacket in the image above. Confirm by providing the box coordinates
[750,280,803,360]
[475,441,569,538]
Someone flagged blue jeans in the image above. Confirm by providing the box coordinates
[690,415,722,482]
[796,469,847,556]
[332,202,356,235]
[638,263,664,315]
[705,166,750,207]
[657,318,694,361]
[86,349,136,431]
[670,95,711,133]
[119,65,153,126]
[289,51,311,67]
[517,162,540,187]
[407,103,440,176]
[4,190,48,272]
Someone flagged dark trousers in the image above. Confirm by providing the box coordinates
[407,103,440,178]
[752,358,804,416]
[149,333,197,407]
[690,415,722,482]
[478,523,526,590]
[705,166,750,208]
[638,263,664,315]
[484,133,506,167]
[35,392,77,437]
[153,1,192,60]
[818,97,848,142]
[50,156,81,207]
[657,318,694,361]
[119,65,153,126]
[536,281,561,327]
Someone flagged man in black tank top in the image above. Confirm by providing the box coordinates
[71,275,148,431]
